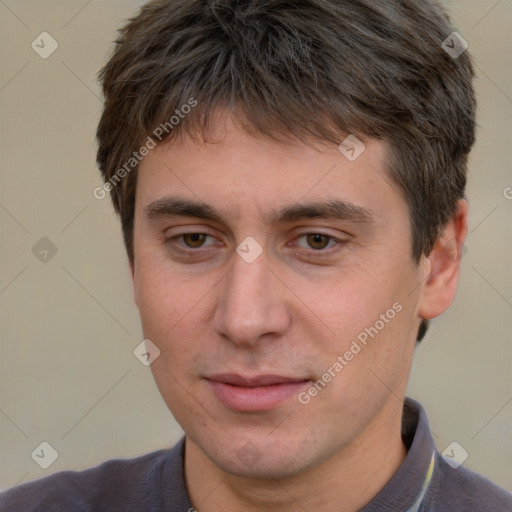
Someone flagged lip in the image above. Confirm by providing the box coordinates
[206,374,310,412]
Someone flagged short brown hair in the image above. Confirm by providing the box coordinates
[96,0,476,340]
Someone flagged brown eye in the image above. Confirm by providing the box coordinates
[182,233,208,248]
[306,234,332,250]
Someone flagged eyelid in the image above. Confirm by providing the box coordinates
[163,224,219,239]
[165,232,219,250]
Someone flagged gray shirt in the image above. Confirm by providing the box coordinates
[1,398,511,511]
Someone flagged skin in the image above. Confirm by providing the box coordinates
[130,112,468,512]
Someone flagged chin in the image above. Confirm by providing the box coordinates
[211,448,311,479]
[190,427,329,480]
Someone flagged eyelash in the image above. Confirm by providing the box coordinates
[164,232,346,257]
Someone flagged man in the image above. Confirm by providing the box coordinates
[1,0,511,510]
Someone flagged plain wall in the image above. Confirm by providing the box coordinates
[0,0,511,492]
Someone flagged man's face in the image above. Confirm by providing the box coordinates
[132,114,427,478]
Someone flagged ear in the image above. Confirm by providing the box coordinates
[417,199,469,321]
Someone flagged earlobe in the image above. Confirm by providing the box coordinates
[417,199,469,321]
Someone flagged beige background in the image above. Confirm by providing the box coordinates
[0,0,511,493]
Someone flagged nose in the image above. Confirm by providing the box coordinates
[213,249,291,348]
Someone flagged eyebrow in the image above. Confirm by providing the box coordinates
[144,196,377,226]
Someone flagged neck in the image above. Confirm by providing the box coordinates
[184,398,407,512]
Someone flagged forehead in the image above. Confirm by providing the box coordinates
[135,114,405,228]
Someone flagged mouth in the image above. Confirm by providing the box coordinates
[205,374,310,412]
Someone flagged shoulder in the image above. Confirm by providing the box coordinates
[427,455,512,511]
[0,448,171,512]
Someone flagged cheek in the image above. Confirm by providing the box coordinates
[134,261,216,366]
[135,255,190,325]
[311,258,417,368]
[313,266,392,336]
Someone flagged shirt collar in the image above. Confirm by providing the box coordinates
[360,397,436,512]
[161,397,435,512]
